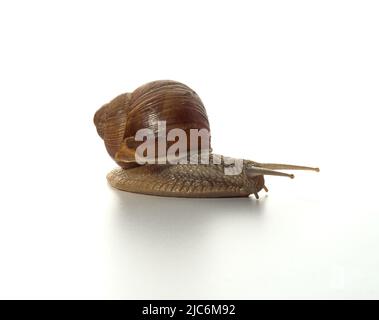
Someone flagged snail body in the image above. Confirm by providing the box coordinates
[107,156,265,198]
[94,80,318,198]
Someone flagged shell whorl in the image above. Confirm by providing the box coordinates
[94,92,132,168]
[94,80,211,168]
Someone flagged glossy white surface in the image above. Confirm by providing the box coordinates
[1,0,378,299]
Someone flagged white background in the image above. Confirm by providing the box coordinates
[0,0,378,299]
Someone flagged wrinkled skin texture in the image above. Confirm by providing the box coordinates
[107,157,265,198]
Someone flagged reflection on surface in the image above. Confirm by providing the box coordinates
[105,189,268,298]
[110,190,267,243]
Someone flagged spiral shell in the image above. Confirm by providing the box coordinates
[94,80,211,168]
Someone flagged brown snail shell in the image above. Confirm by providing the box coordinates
[94,80,210,169]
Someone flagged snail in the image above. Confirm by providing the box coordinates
[94,80,319,198]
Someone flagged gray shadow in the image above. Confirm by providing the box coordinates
[105,189,268,298]
[111,189,266,228]
[107,189,268,249]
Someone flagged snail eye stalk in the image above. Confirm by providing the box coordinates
[246,167,295,179]
[252,162,320,172]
